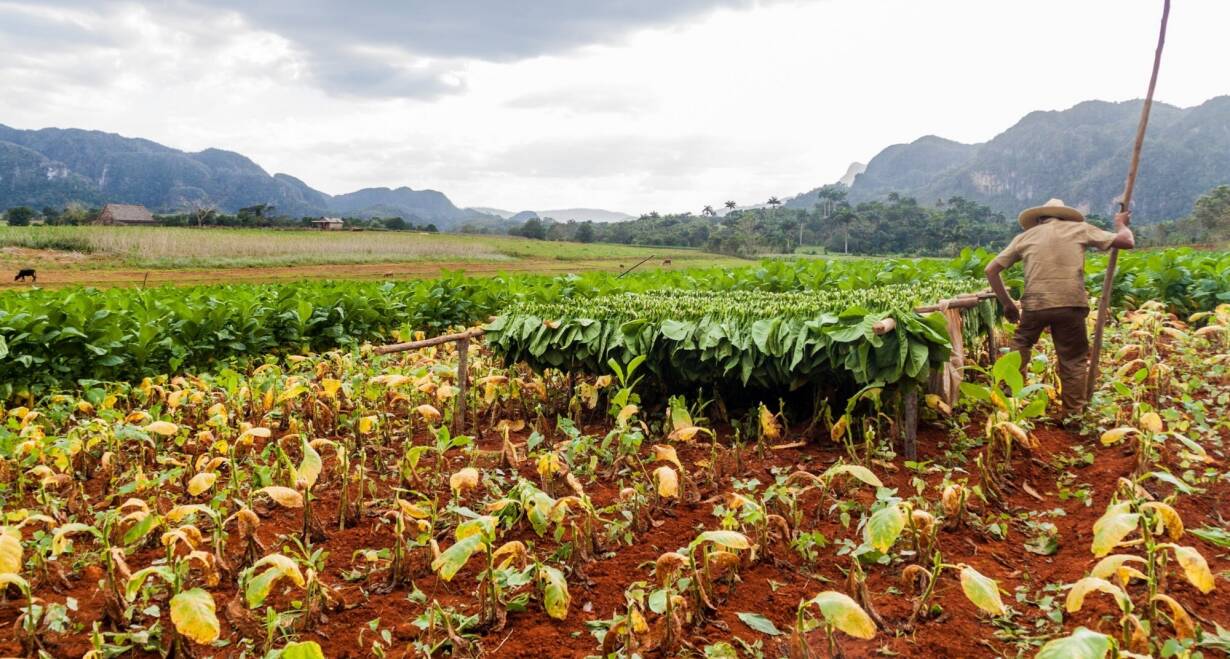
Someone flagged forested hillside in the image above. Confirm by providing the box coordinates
[789,97,1230,222]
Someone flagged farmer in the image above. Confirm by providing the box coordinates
[984,198,1135,421]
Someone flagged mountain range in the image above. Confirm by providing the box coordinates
[5,96,1228,228]
[0,124,497,227]
[787,96,1230,221]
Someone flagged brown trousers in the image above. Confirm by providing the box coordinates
[1010,306,1090,414]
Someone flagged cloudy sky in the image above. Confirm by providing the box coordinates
[1,0,1226,214]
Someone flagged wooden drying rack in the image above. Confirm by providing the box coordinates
[373,290,1002,455]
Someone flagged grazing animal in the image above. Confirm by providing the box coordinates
[662,259,672,266]
[14,268,36,282]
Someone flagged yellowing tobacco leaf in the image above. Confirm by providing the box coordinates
[1065,576,1130,612]
[1167,544,1214,593]
[830,414,849,442]
[170,588,220,645]
[1099,427,1137,446]
[145,421,179,437]
[1090,554,1148,586]
[277,385,309,404]
[864,503,906,553]
[652,444,682,470]
[959,565,1006,615]
[320,378,342,398]
[187,472,218,497]
[759,404,780,441]
[616,404,638,427]
[450,467,480,495]
[809,591,876,640]
[297,438,322,490]
[653,466,679,499]
[1035,627,1113,659]
[1091,503,1139,557]
[0,527,22,573]
[1138,412,1164,434]
[415,404,442,424]
[358,415,378,435]
[258,486,304,508]
[1141,502,1184,540]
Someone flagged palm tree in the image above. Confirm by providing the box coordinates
[701,205,715,217]
[766,197,785,249]
[724,200,737,212]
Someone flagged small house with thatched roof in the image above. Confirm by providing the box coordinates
[311,217,344,231]
[96,204,156,226]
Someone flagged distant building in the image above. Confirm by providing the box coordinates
[96,204,156,226]
[312,217,344,231]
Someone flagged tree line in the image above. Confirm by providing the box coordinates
[484,188,1017,257]
[1,203,439,232]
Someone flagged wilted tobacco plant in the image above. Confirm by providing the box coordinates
[829,385,893,466]
[0,571,57,657]
[790,590,876,659]
[430,515,523,630]
[378,496,436,592]
[123,525,224,656]
[660,530,751,628]
[897,554,1006,629]
[415,600,480,658]
[403,424,473,494]
[721,488,791,564]
[959,351,1047,496]
[594,581,655,657]
[1100,409,1171,477]
[1068,479,1216,654]
[273,435,329,544]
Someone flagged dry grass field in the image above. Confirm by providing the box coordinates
[0,226,741,288]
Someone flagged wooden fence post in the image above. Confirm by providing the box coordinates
[454,336,470,435]
[901,383,918,460]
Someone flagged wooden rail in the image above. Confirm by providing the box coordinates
[373,327,485,434]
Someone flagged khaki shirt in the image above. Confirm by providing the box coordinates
[991,219,1117,311]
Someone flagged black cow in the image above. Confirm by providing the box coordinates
[14,268,36,282]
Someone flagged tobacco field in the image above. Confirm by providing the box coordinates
[0,248,1229,658]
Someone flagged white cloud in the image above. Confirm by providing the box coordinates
[1,0,1227,214]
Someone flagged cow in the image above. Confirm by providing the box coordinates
[14,268,36,282]
[662,259,672,266]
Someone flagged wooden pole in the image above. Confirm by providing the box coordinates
[373,327,484,355]
[1086,0,1170,400]
[454,335,470,435]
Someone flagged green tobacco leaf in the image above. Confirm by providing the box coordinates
[1025,534,1059,556]
[1191,525,1230,548]
[864,504,906,553]
[431,534,484,581]
[991,351,1023,394]
[125,565,176,601]
[703,642,739,659]
[1035,627,1113,659]
[736,611,782,636]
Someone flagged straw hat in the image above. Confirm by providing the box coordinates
[1018,198,1086,230]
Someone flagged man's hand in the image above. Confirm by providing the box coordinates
[1003,301,1021,324]
[1115,210,1131,227]
[984,260,1020,324]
